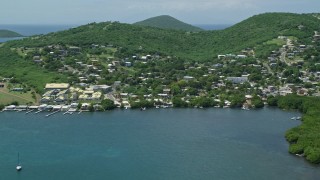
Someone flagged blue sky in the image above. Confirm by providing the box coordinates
[1,0,319,25]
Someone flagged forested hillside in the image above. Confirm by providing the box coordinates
[5,13,320,61]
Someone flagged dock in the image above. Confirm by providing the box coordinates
[25,110,34,114]
[45,110,60,117]
[34,110,43,114]
[63,111,74,115]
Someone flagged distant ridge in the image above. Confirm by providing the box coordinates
[0,30,23,38]
[133,15,203,32]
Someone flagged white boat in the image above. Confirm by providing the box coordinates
[16,153,22,171]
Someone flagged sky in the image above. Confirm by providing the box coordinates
[1,0,320,25]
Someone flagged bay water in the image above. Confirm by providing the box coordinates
[0,107,318,180]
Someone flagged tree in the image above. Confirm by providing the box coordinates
[0,104,4,110]
[172,97,188,107]
[101,99,117,110]
[230,95,245,108]
[267,96,278,106]
[88,103,95,112]
[252,95,264,108]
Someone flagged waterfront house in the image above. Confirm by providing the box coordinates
[4,105,16,111]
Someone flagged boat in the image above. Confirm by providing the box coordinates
[16,153,22,171]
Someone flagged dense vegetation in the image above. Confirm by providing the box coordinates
[133,15,203,32]
[6,13,320,61]
[0,30,23,37]
[268,95,320,164]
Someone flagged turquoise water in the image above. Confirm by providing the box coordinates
[0,108,318,180]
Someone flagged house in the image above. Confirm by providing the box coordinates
[270,63,277,67]
[112,61,120,66]
[33,56,41,60]
[45,83,70,90]
[69,46,81,54]
[120,93,129,99]
[226,77,248,84]
[218,55,226,59]
[92,92,102,100]
[91,85,112,93]
[125,62,132,67]
[41,96,51,103]
[55,96,66,104]
[140,56,148,61]
[12,88,24,91]
[213,63,223,68]
[183,76,194,81]
[236,55,247,59]
[279,86,293,96]
[163,89,171,94]
[114,81,121,87]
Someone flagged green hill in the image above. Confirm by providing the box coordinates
[0,30,23,37]
[133,15,203,32]
[1,12,319,93]
[6,13,320,61]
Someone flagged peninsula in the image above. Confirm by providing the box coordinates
[0,29,23,38]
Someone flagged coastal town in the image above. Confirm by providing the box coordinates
[0,25,320,113]
[1,10,320,172]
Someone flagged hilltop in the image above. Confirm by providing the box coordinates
[0,30,23,38]
[133,15,203,32]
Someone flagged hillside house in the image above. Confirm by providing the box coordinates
[226,77,248,84]
[183,76,194,81]
[69,46,81,54]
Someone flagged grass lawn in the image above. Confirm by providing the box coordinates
[264,38,286,46]
[0,84,38,105]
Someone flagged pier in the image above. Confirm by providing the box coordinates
[25,110,34,114]
[45,110,60,117]
[34,110,43,114]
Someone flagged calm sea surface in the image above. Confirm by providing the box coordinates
[0,108,318,180]
[195,24,232,30]
[0,24,76,43]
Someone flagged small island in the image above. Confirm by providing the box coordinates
[0,29,23,38]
